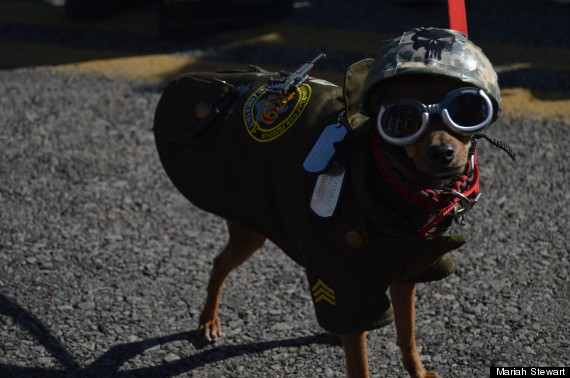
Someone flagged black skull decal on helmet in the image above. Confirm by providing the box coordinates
[411,29,456,61]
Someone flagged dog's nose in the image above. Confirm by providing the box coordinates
[428,143,455,165]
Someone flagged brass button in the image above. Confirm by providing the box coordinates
[345,231,363,249]
[194,102,210,119]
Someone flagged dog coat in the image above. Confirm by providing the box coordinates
[154,61,466,334]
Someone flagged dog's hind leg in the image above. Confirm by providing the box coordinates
[198,220,266,342]
[390,282,442,378]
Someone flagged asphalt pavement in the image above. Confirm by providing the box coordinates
[1,0,569,377]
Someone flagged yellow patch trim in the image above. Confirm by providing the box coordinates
[312,279,336,306]
[243,83,312,142]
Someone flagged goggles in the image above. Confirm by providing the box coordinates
[377,87,494,146]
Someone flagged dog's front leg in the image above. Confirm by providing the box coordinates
[390,282,442,378]
[339,331,370,378]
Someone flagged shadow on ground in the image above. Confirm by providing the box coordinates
[0,293,339,378]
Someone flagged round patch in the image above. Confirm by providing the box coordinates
[243,84,311,142]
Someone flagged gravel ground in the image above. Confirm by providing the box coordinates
[0,63,568,378]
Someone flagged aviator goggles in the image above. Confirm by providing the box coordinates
[377,87,494,146]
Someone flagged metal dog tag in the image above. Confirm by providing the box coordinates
[303,123,348,173]
[310,160,345,217]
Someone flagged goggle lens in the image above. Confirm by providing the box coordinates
[446,92,490,127]
[383,105,423,138]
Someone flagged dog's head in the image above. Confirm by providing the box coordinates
[361,27,500,189]
[368,74,477,188]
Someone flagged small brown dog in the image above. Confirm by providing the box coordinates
[154,27,509,378]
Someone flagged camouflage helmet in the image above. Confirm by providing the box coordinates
[361,27,501,119]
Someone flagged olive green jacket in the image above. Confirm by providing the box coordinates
[154,61,466,334]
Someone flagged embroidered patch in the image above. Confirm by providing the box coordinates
[311,279,336,306]
[243,84,311,142]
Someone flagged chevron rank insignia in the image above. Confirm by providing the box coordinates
[311,279,336,306]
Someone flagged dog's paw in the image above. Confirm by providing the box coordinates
[197,318,222,343]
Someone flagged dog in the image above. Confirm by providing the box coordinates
[154,27,506,378]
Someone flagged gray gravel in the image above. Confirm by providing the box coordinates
[1,62,568,378]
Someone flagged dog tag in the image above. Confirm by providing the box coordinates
[303,123,348,173]
[310,160,345,217]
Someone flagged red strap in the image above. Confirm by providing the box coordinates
[418,152,480,237]
[448,0,468,37]
[418,201,457,238]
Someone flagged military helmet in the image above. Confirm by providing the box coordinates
[361,27,501,119]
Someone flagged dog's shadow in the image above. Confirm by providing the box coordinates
[0,293,339,377]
